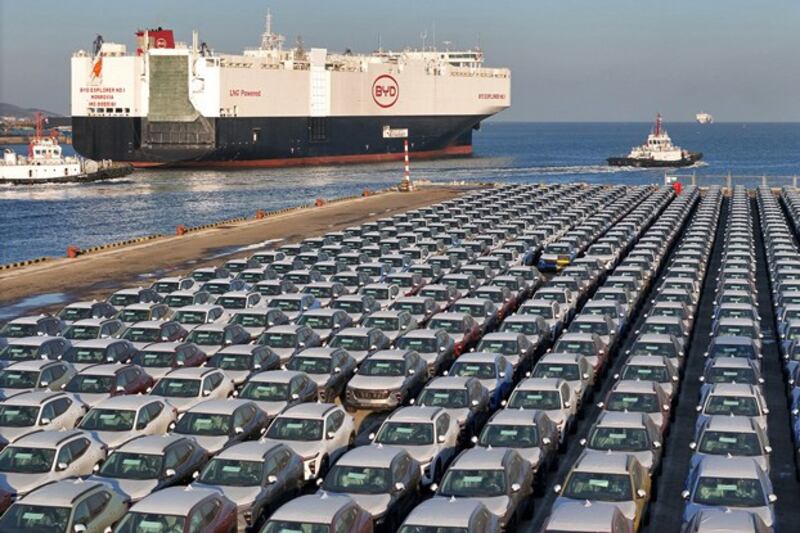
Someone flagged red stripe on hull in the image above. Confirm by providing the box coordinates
[130,144,473,169]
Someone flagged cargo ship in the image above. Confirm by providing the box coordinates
[70,13,510,168]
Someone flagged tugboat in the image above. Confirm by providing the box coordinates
[696,112,713,124]
[0,113,132,185]
[607,114,702,168]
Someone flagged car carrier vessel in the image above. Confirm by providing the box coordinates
[70,13,511,168]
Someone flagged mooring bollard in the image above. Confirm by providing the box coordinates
[314,198,326,207]
[175,224,187,236]
[66,245,80,258]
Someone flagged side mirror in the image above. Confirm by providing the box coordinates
[765,445,773,454]
[57,462,68,471]
[40,417,51,426]
[394,481,406,492]
[234,426,244,435]
[333,366,342,374]
[564,401,572,408]
[408,369,415,375]
[73,525,87,533]
[511,482,521,493]
[768,494,778,503]
[165,468,176,478]
[267,474,278,484]
[470,435,479,445]
[192,470,200,479]
[430,482,439,492]
[595,401,603,408]
[689,441,697,450]
[636,489,647,499]
[653,441,662,449]
[553,484,562,494]
[291,393,300,400]
[437,434,446,443]
[368,432,376,441]
[39,381,49,388]
[579,438,587,446]
[681,489,690,500]
[327,431,336,440]
[202,390,211,397]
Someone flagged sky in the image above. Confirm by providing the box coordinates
[1,0,798,122]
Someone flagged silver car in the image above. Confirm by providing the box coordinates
[399,498,502,533]
[504,378,577,444]
[0,429,107,497]
[149,367,234,412]
[0,390,86,444]
[191,441,305,531]
[236,370,317,419]
[0,359,76,400]
[77,395,177,449]
[285,347,357,403]
[345,349,427,411]
[580,411,663,474]
[169,399,268,455]
[690,415,771,473]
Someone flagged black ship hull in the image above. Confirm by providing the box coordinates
[72,115,486,168]
[607,152,703,168]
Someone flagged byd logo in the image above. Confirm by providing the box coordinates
[372,74,399,108]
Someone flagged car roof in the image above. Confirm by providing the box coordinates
[336,445,404,468]
[126,320,165,328]
[4,359,56,371]
[696,455,761,478]
[267,325,304,334]
[430,312,469,321]
[71,339,120,348]
[188,399,252,414]
[248,370,305,384]
[387,406,442,422]
[217,344,261,355]
[215,441,284,461]
[704,415,758,433]
[611,380,658,393]
[451,447,509,469]
[3,336,53,347]
[335,327,373,336]
[119,434,187,454]
[539,352,583,364]
[545,500,624,530]
[517,377,565,390]
[279,402,338,419]
[3,390,67,406]
[455,352,502,364]
[92,395,158,410]
[573,450,632,474]
[595,411,648,428]
[7,316,44,324]
[132,486,220,514]
[481,332,521,341]
[191,323,227,332]
[712,336,755,346]
[425,376,473,389]
[367,350,411,361]
[164,367,219,379]
[270,492,355,522]
[140,342,182,352]
[178,305,219,312]
[400,329,438,339]
[403,498,484,527]
[13,429,84,448]
[626,355,670,367]
[122,303,161,310]
[708,383,758,395]
[22,479,106,506]
[487,409,544,426]
[78,363,124,376]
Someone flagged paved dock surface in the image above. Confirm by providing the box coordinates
[0,187,466,313]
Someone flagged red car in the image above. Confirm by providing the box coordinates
[427,312,481,357]
[131,341,207,379]
[63,363,154,406]
[113,486,236,533]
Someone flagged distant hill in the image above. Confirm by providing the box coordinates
[0,102,63,119]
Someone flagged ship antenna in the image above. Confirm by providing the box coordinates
[655,113,662,136]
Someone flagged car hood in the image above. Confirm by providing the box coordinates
[87,430,138,449]
[691,452,768,474]
[307,373,330,388]
[241,327,267,337]
[197,345,224,357]
[185,435,231,455]
[142,367,173,380]
[0,388,35,401]
[72,392,112,407]
[339,492,392,517]
[192,482,263,506]
[219,369,252,386]
[435,407,470,426]
[249,400,288,417]
[435,495,510,520]
[555,496,637,522]
[310,328,333,341]
[0,472,49,496]
[0,426,39,444]
[262,439,321,460]
[347,350,370,364]
[687,502,774,528]
[348,375,405,391]
[381,444,438,465]
[153,395,203,413]
[270,348,296,363]
[87,475,159,502]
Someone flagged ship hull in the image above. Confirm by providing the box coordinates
[72,115,485,168]
[607,152,703,168]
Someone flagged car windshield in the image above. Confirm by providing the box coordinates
[588,427,650,452]
[152,378,201,398]
[98,451,162,479]
[109,294,139,306]
[297,315,334,329]
[286,273,311,284]
[173,311,207,325]
[114,512,186,533]
[451,362,496,380]
[263,414,324,441]
[571,322,609,335]
[259,333,297,349]
[693,477,765,507]
[395,337,438,353]
[186,330,224,346]
[538,292,566,304]
[717,325,756,337]
[479,424,538,448]
[0,405,39,427]
[135,351,176,367]
[508,390,562,410]
[122,327,161,343]
[329,335,368,351]
[376,422,433,445]
[305,286,333,299]
[630,342,675,357]
[256,284,284,297]
[420,289,448,301]
[452,304,484,318]
[62,325,100,340]
[230,313,268,328]
[428,319,463,334]
[0,344,39,362]
[501,321,541,336]
[58,307,92,321]
[0,370,39,389]
[563,472,633,502]
[208,353,253,371]
[0,446,54,473]
[203,283,230,295]
[239,381,288,402]
[554,341,594,355]
[699,431,762,456]
[331,301,364,314]
[174,412,231,436]
[418,389,467,408]
[364,316,400,330]
[606,392,659,413]
[710,344,755,359]
[261,522,328,533]
[0,323,40,337]
[65,374,114,393]
[479,325,522,346]
[439,468,506,497]
[199,458,263,486]
[286,357,331,374]
[707,367,756,384]
[533,363,580,381]
[621,365,669,382]
[394,302,427,315]
[0,504,71,533]
[359,359,405,377]
[221,291,255,307]
[521,305,553,318]
[119,309,151,323]
[63,347,109,364]
[165,295,196,308]
[704,396,760,416]
[323,465,391,494]
[80,408,135,431]
[398,527,469,533]
[271,299,301,312]
[153,282,179,294]
[641,323,682,336]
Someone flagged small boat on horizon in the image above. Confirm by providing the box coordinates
[607,114,703,168]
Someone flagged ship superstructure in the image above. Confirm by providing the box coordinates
[70,13,511,167]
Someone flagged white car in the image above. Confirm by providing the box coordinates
[77,395,177,449]
[148,367,234,413]
[261,403,354,480]
[0,391,86,444]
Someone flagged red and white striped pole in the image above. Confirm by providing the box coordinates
[401,138,413,191]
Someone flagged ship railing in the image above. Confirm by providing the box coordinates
[664,172,800,193]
